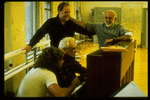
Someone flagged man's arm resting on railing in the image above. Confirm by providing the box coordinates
[21,19,52,54]
[48,77,81,97]
[22,46,32,54]
[22,30,45,54]
[105,35,133,45]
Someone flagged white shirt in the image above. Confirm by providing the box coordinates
[17,68,58,97]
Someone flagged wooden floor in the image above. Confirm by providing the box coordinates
[134,48,148,96]
[77,42,148,96]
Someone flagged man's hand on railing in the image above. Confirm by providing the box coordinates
[21,46,32,54]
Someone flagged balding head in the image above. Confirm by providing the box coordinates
[106,10,117,18]
[105,10,117,28]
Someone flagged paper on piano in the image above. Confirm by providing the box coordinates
[70,82,86,95]
[101,46,129,52]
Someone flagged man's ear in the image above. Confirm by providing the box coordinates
[58,11,61,15]
[114,17,117,22]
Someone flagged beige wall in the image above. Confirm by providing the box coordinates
[80,1,147,22]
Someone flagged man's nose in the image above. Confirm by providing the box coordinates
[73,48,77,53]
[106,18,110,22]
[66,12,70,16]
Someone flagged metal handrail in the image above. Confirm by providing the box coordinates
[4,40,50,81]
[4,40,50,61]
[4,49,26,61]
[4,62,35,81]
[4,39,84,81]
[4,58,33,76]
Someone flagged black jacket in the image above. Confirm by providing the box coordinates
[29,14,92,47]
[56,54,87,87]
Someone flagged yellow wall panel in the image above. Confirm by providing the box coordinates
[4,2,26,93]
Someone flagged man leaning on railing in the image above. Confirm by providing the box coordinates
[22,2,92,54]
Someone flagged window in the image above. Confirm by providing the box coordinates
[44,2,51,40]
[25,2,52,61]
[25,2,34,44]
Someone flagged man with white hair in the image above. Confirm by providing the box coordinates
[59,37,76,57]
[57,37,87,89]
[70,10,133,48]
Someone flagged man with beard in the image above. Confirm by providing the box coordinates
[22,2,92,54]
[70,10,133,48]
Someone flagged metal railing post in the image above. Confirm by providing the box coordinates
[25,53,28,74]
[33,48,36,62]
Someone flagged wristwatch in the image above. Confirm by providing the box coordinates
[113,37,116,42]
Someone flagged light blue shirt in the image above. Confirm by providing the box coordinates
[85,22,132,48]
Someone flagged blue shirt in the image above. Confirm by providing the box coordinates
[85,22,132,48]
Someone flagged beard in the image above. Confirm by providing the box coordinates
[60,15,70,22]
[105,21,114,28]
[64,17,69,21]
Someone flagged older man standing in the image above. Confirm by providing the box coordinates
[70,10,133,48]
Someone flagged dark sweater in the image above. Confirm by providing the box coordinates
[56,54,87,87]
[29,14,92,47]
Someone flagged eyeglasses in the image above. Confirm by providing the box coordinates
[105,17,113,20]
[65,47,76,51]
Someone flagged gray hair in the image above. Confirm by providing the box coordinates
[58,37,76,49]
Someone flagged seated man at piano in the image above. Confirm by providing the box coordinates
[57,37,87,87]
[17,47,81,97]
[70,10,133,48]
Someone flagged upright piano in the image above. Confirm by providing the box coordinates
[86,40,136,97]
